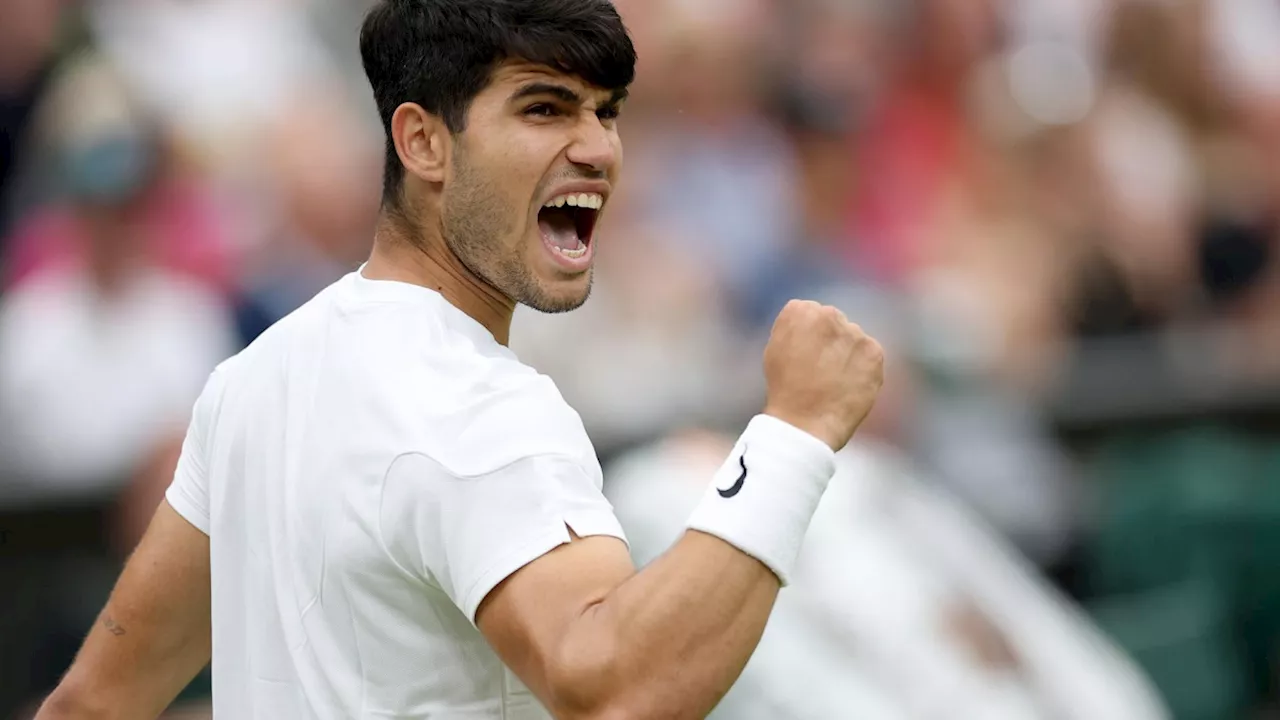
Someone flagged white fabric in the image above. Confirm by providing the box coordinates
[165,270,625,719]
[686,414,836,584]
[607,437,1171,720]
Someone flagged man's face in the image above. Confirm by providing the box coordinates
[441,62,627,313]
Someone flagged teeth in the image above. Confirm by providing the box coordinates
[553,245,588,259]
[544,193,603,210]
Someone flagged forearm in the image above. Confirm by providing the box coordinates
[35,503,212,720]
[550,530,780,718]
[34,606,208,720]
[547,416,837,718]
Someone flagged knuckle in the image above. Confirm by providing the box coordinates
[868,338,885,360]
[782,299,817,322]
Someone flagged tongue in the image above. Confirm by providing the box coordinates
[539,207,583,251]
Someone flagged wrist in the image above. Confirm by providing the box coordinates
[761,406,842,452]
[684,414,837,584]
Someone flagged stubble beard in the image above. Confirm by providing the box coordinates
[442,152,592,314]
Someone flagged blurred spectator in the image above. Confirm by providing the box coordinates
[0,52,236,524]
[0,51,236,718]
[605,430,1169,720]
[85,0,345,168]
[844,0,1001,284]
[231,91,381,345]
[618,0,802,329]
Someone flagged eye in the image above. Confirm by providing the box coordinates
[524,103,560,117]
[597,106,621,122]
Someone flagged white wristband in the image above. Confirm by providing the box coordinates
[685,414,837,585]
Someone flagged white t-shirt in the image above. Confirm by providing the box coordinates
[165,270,626,719]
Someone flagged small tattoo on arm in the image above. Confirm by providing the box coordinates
[101,615,126,636]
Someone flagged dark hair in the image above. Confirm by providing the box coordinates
[360,0,636,210]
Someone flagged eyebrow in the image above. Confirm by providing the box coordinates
[510,82,629,108]
[511,82,582,104]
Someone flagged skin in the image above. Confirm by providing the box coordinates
[36,59,884,720]
[365,61,627,344]
[35,503,211,720]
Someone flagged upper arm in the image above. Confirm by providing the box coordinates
[162,368,222,535]
[41,371,223,718]
[47,501,211,719]
[476,533,635,714]
[376,376,640,712]
[379,449,636,716]
[380,451,630,622]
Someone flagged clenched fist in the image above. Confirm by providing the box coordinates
[762,300,885,451]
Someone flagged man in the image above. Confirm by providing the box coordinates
[36,1,884,718]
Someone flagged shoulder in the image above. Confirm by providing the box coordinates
[188,353,239,424]
[342,293,598,476]
[403,349,598,478]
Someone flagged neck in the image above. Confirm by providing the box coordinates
[363,213,516,345]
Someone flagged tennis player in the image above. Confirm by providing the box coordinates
[36,1,884,718]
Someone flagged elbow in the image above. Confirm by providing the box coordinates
[546,696,644,720]
[542,636,642,720]
[577,704,643,720]
[543,661,615,719]
[544,656,680,720]
[541,609,697,720]
[544,659,710,720]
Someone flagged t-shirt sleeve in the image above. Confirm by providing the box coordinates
[164,370,222,536]
[379,451,627,625]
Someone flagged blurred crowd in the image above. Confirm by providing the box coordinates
[2,0,1280,718]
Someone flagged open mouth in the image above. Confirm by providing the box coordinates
[538,192,602,260]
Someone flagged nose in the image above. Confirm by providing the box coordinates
[565,115,619,174]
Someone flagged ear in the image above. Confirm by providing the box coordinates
[391,102,450,184]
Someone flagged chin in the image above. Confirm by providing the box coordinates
[523,273,593,314]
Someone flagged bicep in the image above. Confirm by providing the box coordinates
[379,443,639,710]
[476,532,635,709]
[60,501,211,716]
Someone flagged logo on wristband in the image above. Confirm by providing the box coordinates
[717,451,748,498]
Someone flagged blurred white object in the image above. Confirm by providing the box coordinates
[1007,41,1095,127]
[0,269,237,503]
[605,434,1169,720]
[86,0,338,155]
[1092,85,1196,232]
[1207,0,1280,103]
